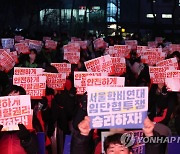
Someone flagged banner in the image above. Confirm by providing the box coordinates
[43,73,66,90]
[87,86,148,129]
[165,70,180,92]
[86,76,125,87]
[156,57,179,70]
[63,43,80,52]
[51,63,71,77]
[15,36,24,43]
[1,38,14,49]
[45,40,57,50]
[0,95,32,131]
[14,67,44,76]
[84,55,115,75]
[74,72,108,95]
[111,57,126,76]
[64,52,80,64]
[15,43,30,54]
[125,40,137,50]
[13,75,46,99]
[0,50,15,72]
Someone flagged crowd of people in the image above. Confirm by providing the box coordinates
[0,31,179,154]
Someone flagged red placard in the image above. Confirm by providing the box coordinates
[168,44,180,54]
[51,63,71,77]
[86,76,125,87]
[14,67,44,76]
[73,41,88,50]
[20,39,30,45]
[43,73,66,90]
[112,45,131,57]
[141,49,165,66]
[15,43,30,54]
[29,40,42,46]
[64,52,80,64]
[13,75,46,99]
[45,40,57,50]
[15,36,24,43]
[165,70,180,92]
[137,46,148,57]
[149,66,166,84]
[156,57,179,70]
[74,71,108,95]
[111,57,126,76]
[0,50,15,72]
[9,51,19,64]
[84,55,115,75]
[63,43,80,52]
[0,95,32,131]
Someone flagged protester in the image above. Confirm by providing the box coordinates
[148,83,177,125]
[71,116,165,154]
[18,49,39,68]
[0,30,179,154]
[0,85,38,154]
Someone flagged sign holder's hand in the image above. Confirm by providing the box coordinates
[143,117,155,137]
[17,124,31,142]
[78,116,91,136]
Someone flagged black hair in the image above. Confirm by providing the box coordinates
[4,85,26,96]
[104,133,133,152]
[44,65,58,73]
[30,49,38,55]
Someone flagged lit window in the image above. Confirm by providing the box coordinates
[107,0,120,22]
[146,14,156,18]
[162,14,172,18]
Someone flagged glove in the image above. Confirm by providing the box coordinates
[17,124,31,142]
